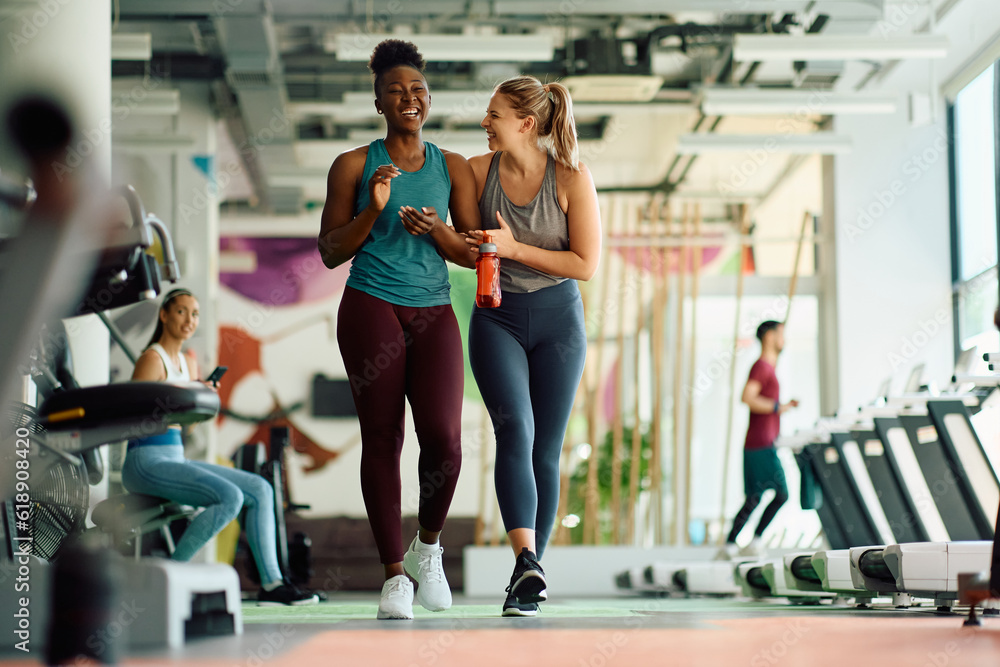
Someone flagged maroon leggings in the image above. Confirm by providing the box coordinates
[337,287,464,564]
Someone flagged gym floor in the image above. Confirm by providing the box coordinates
[4,595,1000,666]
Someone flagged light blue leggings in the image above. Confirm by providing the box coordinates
[121,432,283,584]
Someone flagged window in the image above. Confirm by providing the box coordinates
[950,61,1000,354]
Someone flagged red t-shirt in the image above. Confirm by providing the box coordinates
[744,359,780,451]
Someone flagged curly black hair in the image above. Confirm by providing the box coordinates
[369,39,425,95]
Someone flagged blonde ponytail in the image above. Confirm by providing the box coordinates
[543,82,579,171]
[495,76,580,171]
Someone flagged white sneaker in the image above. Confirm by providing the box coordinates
[739,537,765,558]
[403,534,452,611]
[377,575,414,620]
[714,543,740,561]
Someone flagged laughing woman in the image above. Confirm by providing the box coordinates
[317,40,479,620]
[466,76,601,616]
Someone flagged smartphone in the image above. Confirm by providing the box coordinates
[205,366,228,383]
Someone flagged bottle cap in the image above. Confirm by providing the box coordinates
[479,231,497,253]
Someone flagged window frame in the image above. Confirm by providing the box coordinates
[948,59,1000,358]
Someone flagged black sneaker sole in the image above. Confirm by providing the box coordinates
[511,571,547,604]
[502,604,538,617]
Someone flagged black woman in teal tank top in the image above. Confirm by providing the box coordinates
[317,39,481,621]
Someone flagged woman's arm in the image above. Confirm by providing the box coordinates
[318,148,399,269]
[131,349,167,382]
[465,162,602,281]
[397,151,480,269]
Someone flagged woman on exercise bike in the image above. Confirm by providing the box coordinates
[122,288,317,606]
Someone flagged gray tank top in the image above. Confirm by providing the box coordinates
[479,152,569,294]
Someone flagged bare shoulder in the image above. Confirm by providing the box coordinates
[555,160,594,189]
[467,151,496,181]
[132,349,166,381]
[331,144,370,172]
[441,149,471,168]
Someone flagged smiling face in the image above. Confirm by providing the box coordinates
[375,65,430,131]
[160,295,199,343]
[481,91,533,151]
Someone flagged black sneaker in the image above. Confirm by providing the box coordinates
[502,591,539,617]
[257,582,320,606]
[506,547,547,605]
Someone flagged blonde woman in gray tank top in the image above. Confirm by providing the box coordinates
[466,75,602,617]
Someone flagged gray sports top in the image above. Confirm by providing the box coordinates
[479,151,569,294]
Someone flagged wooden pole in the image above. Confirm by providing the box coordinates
[626,196,655,544]
[649,199,670,544]
[583,196,615,545]
[785,211,812,325]
[683,202,702,546]
[718,204,751,544]
[609,200,633,543]
[670,203,689,545]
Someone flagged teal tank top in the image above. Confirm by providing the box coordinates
[347,139,453,307]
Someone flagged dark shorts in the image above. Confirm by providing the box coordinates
[744,447,788,497]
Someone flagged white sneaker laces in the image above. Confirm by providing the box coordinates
[384,578,409,598]
[418,549,444,584]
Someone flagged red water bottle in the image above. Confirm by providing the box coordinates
[476,232,501,308]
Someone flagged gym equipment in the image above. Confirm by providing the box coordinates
[0,95,235,658]
[926,399,999,537]
[233,426,314,589]
[849,545,913,607]
[670,562,742,596]
[810,549,877,606]
[883,541,994,610]
[119,558,242,649]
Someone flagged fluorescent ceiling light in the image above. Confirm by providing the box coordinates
[347,128,488,143]
[111,33,152,61]
[329,33,554,62]
[561,75,664,102]
[111,88,181,115]
[113,135,196,152]
[700,88,897,115]
[734,34,949,61]
[287,96,692,121]
[675,133,852,154]
[496,1,810,13]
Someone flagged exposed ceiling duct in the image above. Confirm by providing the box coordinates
[214,3,301,214]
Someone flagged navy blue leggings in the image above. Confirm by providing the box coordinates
[469,279,586,558]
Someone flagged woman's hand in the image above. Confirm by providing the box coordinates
[463,211,520,259]
[398,205,444,236]
[367,164,400,213]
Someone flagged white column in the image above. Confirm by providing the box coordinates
[0,1,112,512]
[171,82,220,469]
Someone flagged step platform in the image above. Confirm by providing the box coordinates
[121,558,243,648]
